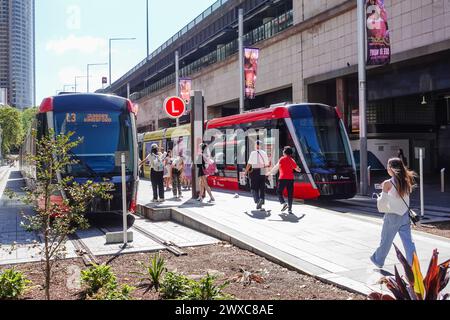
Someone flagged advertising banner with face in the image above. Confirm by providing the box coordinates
[244,48,259,99]
[366,0,390,65]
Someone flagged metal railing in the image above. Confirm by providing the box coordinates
[133,10,293,100]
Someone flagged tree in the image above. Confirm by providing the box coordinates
[21,107,38,137]
[7,130,114,300]
[0,106,23,156]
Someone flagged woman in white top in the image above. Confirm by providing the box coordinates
[371,158,417,268]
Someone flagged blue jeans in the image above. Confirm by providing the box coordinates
[371,212,416,267]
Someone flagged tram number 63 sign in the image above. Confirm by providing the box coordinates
[164,96,186,119]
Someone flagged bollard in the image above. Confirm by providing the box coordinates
[121,153,128,248]
[367,166,371,189]
[442,168,446,193]
[419,148,424,217]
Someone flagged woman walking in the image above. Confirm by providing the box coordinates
[163,150,173,191]
[371,158,417,268]
[171,154,184,199]
[268,146,301,215]
[197,143,215,203]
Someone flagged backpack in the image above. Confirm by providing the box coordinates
[152,154,164,172]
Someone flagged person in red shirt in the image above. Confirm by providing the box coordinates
[268,146,301,214]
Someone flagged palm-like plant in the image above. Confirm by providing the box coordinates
[369,245,450,300]
[133,253,167,291]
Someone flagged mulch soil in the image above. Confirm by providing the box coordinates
[1,243,365,300]
[414,221,450,239]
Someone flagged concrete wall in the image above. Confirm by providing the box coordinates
[136,0,450,130]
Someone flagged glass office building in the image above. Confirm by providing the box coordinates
[0,0,35,109]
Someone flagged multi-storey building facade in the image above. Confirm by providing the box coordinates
[0,0,35,109]
[102,0,450,174]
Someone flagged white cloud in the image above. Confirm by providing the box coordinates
[46,34,107,55]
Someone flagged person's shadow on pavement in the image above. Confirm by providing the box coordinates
[270,213,306,223]
[244,210,271,220]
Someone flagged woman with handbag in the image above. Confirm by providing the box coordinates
[371,158,418,268]
[196,143,215,203]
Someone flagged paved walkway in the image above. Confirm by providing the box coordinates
[137,181,450,296]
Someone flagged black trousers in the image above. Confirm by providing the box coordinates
[278,179,294,210]
[250,169,265,205]
[150,169,164,200]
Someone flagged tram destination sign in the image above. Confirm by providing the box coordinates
[164,96,186,119]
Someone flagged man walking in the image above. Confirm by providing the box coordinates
[245,140,270,211]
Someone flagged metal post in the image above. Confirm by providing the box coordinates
[86,64,90,93]
[238,8,244,114]
[419,148,424,217]
[127,83,130,99]
[191,91,204,200]
[175,50,180,127]
[368,166,371,188]
[146,0,150,57]
[442,168,446,193]
[357,0,368,196]
[121,153,128,247]
[109,39,112,88]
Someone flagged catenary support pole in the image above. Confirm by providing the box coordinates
[357,0,368,196]
[238,8,244,114]
[175,50,180,127]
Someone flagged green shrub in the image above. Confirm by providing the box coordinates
[160,272,194,299]
[81,264,117,297]
[93,284,135,301]
[0,268,31,300]
[183,273,233,300]
[133,253,166,291]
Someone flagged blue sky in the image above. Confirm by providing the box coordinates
[36,0,217,103]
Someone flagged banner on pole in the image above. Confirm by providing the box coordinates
[244,47,259,99]
[179,78,192,106]
[366,0,390,65]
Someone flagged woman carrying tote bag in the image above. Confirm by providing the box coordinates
[371,158,418,268]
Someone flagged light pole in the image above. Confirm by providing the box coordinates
[63,84,75,92]
[357,0,368,195]
[109,38,136,88]
[146,0,150,57]
[238,8,244,114]
[87,63,108,93]
[75,75,89,93]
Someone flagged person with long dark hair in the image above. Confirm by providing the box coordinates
[196,143,215,203]
[268,146,301,215]
[371,158,417,268]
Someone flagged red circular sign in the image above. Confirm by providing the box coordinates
[164,96,186,119]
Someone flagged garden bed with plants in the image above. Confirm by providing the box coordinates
[414,222,450,239]
[0,243,365,300]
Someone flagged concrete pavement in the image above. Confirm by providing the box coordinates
[137,179,450,296]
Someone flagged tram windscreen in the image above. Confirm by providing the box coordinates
[54,111,134,177]
[289,105,353,169]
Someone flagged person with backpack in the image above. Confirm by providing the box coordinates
[140,144,166,203]
[267,146,301,215]
[245,140,270,211]
[197,143,215,203]
[371,158,417,268]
